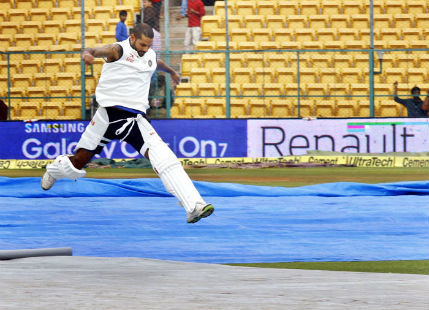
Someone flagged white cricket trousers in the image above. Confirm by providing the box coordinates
[184,27,201,51]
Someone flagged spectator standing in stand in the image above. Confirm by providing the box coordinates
[115,10,128,42]
[151,0,162,32]
[185,0,205,50]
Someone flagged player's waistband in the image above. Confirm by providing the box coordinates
[112,105,146,115]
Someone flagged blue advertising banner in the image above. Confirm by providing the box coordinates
[0,120,247,160]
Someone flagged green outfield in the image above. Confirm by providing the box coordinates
[2,166,428,274]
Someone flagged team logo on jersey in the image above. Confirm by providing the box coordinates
[126,53,135,63]
[148,60,153,67]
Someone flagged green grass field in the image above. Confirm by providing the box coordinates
[1,166,428,274]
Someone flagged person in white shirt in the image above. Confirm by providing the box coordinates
[41,23,214,224]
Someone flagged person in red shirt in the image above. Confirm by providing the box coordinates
[184,0,205,50]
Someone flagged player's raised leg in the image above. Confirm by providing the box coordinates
[136,115,214,223]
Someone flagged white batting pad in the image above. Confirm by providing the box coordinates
[46,155,86,181]
[136,116,205,213]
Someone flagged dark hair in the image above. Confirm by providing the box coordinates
[119,10,127,16]
[130,23,154,39]
[411,86,421,93]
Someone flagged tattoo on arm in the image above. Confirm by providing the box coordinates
[84,44,122,62]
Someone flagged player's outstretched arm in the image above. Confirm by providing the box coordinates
[81,44,122,65]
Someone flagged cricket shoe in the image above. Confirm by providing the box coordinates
[187,203,214,224]
[41,171,56,190]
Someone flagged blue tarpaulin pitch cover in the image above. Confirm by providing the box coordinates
[0,177,428,263]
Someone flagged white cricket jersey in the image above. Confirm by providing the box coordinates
[95,39,157,112]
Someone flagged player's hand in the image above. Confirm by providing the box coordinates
[82,51,94,65]
[171,71,181,84]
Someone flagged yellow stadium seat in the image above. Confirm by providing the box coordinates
[220,83,241,97]
[280,41,302,50]
[303,41,324,50]
[384,69,405,84]
[252,28,272,43]
[401,28,422,41]
[319,68,338,83]
[230,98,249,118]
[233,68,253,83]
[236,0,256,15]
[175,83,197,97]
[106,18,119,32]
[287,15,307,29]
[316,28,337,42]
[241,83,262,97]
[336,99,356,118]
[9,9,28,23]
[301,0,320,15]
[257,1,277,15]
[100,31,116,44]
[265,15,285,29]
[306,83,329,98]
[202,54,224,71]
[343,0,363,15]
[195,41,216,51]
[244,15,264,30]
[295,99,315,117]
[9,87,26,106]
[407,68,428,84]
[344,40,369,49]
[230,28,249,42]
[101,0,118,6]
[311,55,331,68]
[56,72,76,88]
[351,14,370,29]
[22,21,41,35]
[214,0,235,16]
[71,7,91,20]
[190,68,210,83]
[417,54,429,68]
[63,19,82,33]
[44,20,64,34]
[209,29,227,42]
[246,54,265,69]
[315,100,335,118]
[276,68,296,84]
[254,68,275,84]
[51,7,71,21]
[308,15,328,29]
[15,34,35,48]
[237,41,258,50]
[407,0,427,14]
[356,100,371,117]
[0,34,13,47]
[341,68,362,83]
[353,54,370,69]
[330,15,350,28]
[84,32,99,46]
[388,40,408,49]
[263,83,284,98]
[87,19,106,33]
[19,101,40,118]
[7,46,27,62]
[329,83,349,97]
[223,15,243,30]
[205,98,226,117]
[0,0,12,11]
[63,101,82,119]
[273,29,294,43]
[93,6,113,20]
[36,33,56,47]
[384,0,405,14]
[300,68,318,83]
[58,33,79,46]
[284,83,302,97]
[248,99,269,117]
[201,15,221,38]
[373,14,392,28]
[338,28,358,41]
[409,40,428,54]
[180,54,201,77]
[37,0,55,9]
[332,54,353,68]
[49,86,69,100]
[266,54,288,68]
[294,29,315,43]
[41,102,62,119]
[350,83,369,98]
[212,68,226,84]
[183,98,204,117]
[269,99,293,117]
[13,74,33,88]
[43,59,63,74]
[1,22,19,35]
[63,58,81,73]
[20,59,40,74]
[278,1,297,15]
[377,99,400,117]
[0,10,6,23]
[321,0,341,15]
[197,83,219,97]
[363,0,384,14]
[378,28,400,41]
[393,14,414,28]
